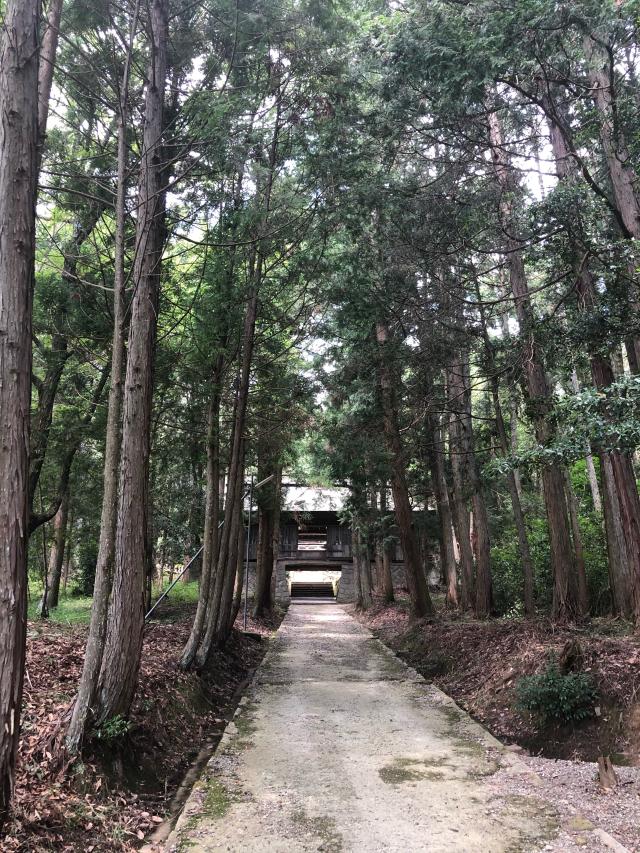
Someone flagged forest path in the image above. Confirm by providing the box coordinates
[166,604,592,852]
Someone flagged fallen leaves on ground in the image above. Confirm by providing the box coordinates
[4,598,280,851]
[356,595,640,761]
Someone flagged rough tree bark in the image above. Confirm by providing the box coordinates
[425,415,458,608]
[180,358,223,668]
[447,366,476,611]
[216,450,245,642]
[0,0,40,828]
[447,350,492,617]
[488,109,579,620]
[66,0,141,751]
[95,0,168,723]
[376,320,434,619]
[351,492,373,611]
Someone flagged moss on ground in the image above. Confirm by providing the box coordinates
[292,808,343,852]
[203,778,231,818]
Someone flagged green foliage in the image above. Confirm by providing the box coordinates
[95,715,132,742]
[74,537,98,597]
[516,663,597,725]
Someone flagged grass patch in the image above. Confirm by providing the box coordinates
[26,579,201,625]
[154,580,200,605]
[203,778,231,819]
[28,592,93,624]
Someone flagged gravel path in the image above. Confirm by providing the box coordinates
[166,604,631,852]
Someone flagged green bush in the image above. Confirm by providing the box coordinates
[516,663,597,724]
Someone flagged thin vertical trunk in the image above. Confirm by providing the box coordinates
[66,0,141,751]
[231,517,246,627]
[447,350,492,617]
[217,452,245,642]
[270,465,283,603]
[583,35,640,239]
[0,0,40,827]
[569,371,602,515]
[45,487,69,609]
[196,288,256,662]
[376,320,434,619]
[447,366,476,610]
[198,95,282,658]
[253,458,277,618]
[36,0,63,169]
[479,295,535,615]
[353,521,372,610]
[95,0,168,723]
[488,108,578,620]
[370,489,382,591]
[377,487,395,602]
[564,471,589,617]
[425,414,458,608]
[180,358,223,668]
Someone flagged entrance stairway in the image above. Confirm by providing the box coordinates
[290,581,335,599]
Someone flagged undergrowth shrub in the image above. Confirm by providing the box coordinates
[95,714,132,742]
[516,663,597,725]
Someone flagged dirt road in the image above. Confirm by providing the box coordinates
[166,603,623,852]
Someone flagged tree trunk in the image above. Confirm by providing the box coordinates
[376,320,434,619]
[353,522,373,610]
[377,487,395,602]
[479,296,535,615]
[231,517,246,627]
[62,508,73,593]
[66,0,141,752]
[447,365,476,611]
[426,414,458,608]
[546,106,640,622]
[216,455,245,643]
[198,96,282,659]
[447,350,492,617]
[180,358,223,668]
[95,0,168,723]
[570,371,603,515]
[583,35,640,239]
[45,488,69,609]
[563,470,589,618]
[0,0,40,827]
[253,459,278,618]
[271,465,283,602]
[36,0,63,168]
[196,293,256,663]
[488,109,578,620]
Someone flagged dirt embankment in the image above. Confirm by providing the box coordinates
[4,601,281,852]
[356,597,640,763]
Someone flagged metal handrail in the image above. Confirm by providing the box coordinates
[144,473,275,622]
